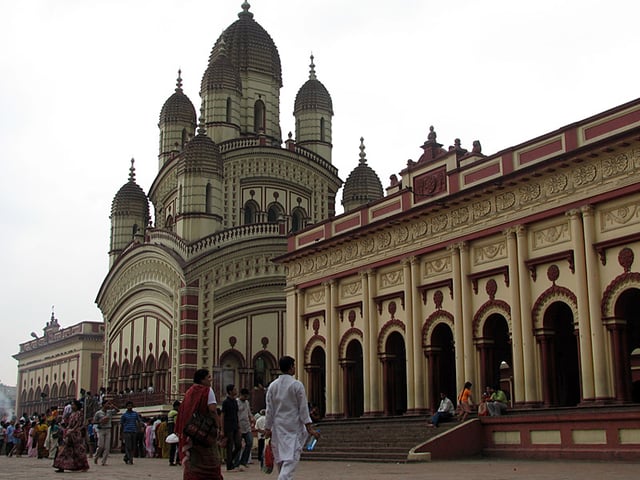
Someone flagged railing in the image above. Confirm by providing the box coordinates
[147,223,284,260]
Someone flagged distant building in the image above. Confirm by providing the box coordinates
[0,383,16,421]
[13,311,104,415]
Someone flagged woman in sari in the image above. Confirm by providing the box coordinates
[175,369,222,480]
[36,417,49,458]
[156,416,170,458]
[28,421,38,457]
[53,400,89,472]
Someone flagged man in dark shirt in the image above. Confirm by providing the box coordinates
[220,384,242,472]
[120,401,141,464]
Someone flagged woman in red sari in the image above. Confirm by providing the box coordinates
[53,400,89,472]
[175,369,222,480]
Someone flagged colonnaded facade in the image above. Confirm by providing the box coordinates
[278,99,640,418]
[95,2,342,404]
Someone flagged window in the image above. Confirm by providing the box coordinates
[226,97,232,123]
[320,117,325,142]
[291,207,307,232]
[267,203,283,223]
[244,200,259,224]
[254,99,265,133]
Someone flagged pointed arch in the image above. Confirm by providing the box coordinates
[132,356,143,391]
[226,97,232,123]
[59,382,67,400]
[67,380,77,400]
[50,383,59,400]
[320,117,325,142]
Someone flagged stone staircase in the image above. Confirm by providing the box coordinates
[301,415,455,463]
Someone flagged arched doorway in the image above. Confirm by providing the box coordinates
[613,288,640,402]
[219,350,243,394]
[343,340,364,417]
[539,302,580,406]
[426,323,456,409]
[383,332,407,416]
[307,346,326,418]
[479,314,513,400]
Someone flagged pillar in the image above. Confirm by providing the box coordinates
[459,243,475,387]
[581,205,610,401]
[449,244,465,390]
[567,209,595,402]
[505,228,525,404]
[410,257,426,412]
[402,258,416,412]
[360,271,372,415]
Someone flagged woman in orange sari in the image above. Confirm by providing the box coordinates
[175,369,222,480]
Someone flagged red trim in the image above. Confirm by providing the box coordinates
[502,151,514,175]
[298,228,324,246]
[584,108,640,140]
[334,215,360,233]
[464,162,501,184]
[371,199,402,219]
[519,138,564,165]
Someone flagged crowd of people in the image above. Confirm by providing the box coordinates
[427,381,510,428]
[0,357,321,480]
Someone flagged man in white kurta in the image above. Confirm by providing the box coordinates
[265,356,320,480]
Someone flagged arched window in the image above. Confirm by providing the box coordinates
[181,128,189,147]
[291,207,307,233]
[50,383,59,400]
[244,200,259,225]
[267,203,284,223]
[320,117,325,142]
[254,99,265,133]
[67,380,77,399]
[156,352,170,394]
[165,215,174,229]
[132,356,143,391]
[206,183,212,214]
[59,382,67,400]
[226,97,232,123]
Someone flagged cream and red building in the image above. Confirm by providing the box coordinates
[278,99,640,420]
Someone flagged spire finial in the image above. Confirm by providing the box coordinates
[129,158,136,182]
[239,1,253,18]
[359,137,367,164]
[197,101,206,135]
[309,53,316,80]
[175,69,183,92]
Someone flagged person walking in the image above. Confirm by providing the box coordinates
[93,399,118,465]
[53,399,90,472]
[220,384,242,472]
[457,382,474,422]
[265,356,320,480]
[237,388,254,468]
[120,401,141,465]
[174,368,222,480]
[167,400,180,466]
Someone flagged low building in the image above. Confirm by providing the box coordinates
[13,312,104,416]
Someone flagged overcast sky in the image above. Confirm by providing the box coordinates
[1,0,638,388]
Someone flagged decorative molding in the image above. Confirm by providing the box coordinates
[473,240,507,265]
[373,292,405,315]
[594,232,640,265]
[525,250,575,281]
[468,266,509,294]
[417,279,454,305]
[337,302,363,321]
[532,222,571,250]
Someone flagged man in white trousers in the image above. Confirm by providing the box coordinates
[265,356,320,480]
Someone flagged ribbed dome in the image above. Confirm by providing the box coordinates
[159,72,197,125]
[294,56,333,114]
[342,139,383,209]
[111,160,150,219]
[206,2,282,88]
[201,47,242,93]
[182,127,223,173]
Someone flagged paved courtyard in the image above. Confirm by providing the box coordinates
[0,455,638,480]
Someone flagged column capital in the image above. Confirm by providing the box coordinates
[565,208,582,220]
[580,204,595,217]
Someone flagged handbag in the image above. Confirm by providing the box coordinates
[262,439,274,474]
[182,412,217,446]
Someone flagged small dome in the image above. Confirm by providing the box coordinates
[112,159,150,220]
[201,40,242,93]
[294,55,333,114]
[159,71,197,125]
[342,138,383,210]
[206,2,282,88]
[182,124,223,174]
